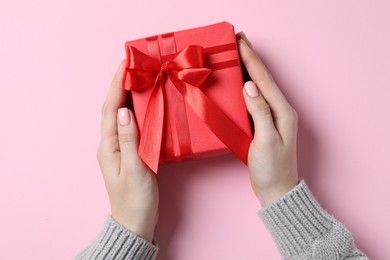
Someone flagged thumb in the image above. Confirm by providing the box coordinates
[117,107,142,172]
[243,81,279,141]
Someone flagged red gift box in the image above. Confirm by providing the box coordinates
[122,21,253,173]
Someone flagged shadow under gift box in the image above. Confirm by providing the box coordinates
[122,21,253,173]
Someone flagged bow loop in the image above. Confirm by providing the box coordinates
[126,46,161,71]
[167,45,206,70]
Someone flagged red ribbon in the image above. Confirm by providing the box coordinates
[123,45,252,173]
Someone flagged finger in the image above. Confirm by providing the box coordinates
[243,81,280,142]
[117,108,144,173]
[238,38,297,144]
[101,60,127,140]
[236,31,254,50]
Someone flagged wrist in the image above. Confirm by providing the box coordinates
[255,179,299,207]
[111,213,157,243]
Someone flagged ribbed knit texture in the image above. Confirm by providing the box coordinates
[75,216,158,260]
[76,181,368,259]
[259,180,368,260]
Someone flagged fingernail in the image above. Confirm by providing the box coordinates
[118,108,130,126]
[238,38,247,46]
[244,81,259,97]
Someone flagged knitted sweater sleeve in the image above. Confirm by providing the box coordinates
[259,180,368,259]
[75,216,158,260]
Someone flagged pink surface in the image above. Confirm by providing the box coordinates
[1,1,389,259]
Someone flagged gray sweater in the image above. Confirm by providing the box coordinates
[76,181,368,259]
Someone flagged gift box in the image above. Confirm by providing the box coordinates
[122,21,253,173]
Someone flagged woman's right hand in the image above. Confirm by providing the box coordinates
[237,32,299,207]
[97,61,159,243]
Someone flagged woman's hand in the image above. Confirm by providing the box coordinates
[237,32,299,207]
[97,61,159,243]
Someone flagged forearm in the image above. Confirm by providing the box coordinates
[75,216,158,260]
[259,180,368,260]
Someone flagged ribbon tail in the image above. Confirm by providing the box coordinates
[138,83,165,173]
[171,78,252,164]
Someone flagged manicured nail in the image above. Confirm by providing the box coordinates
[244,81,259,97]
[238,38,247,46]
[118,108,130,126]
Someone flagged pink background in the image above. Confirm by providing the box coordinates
[1,0,389,259]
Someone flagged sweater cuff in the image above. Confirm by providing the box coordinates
[258,180,336,258]
[77,216,158,260]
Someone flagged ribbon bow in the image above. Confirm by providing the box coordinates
[123,45,251,173]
